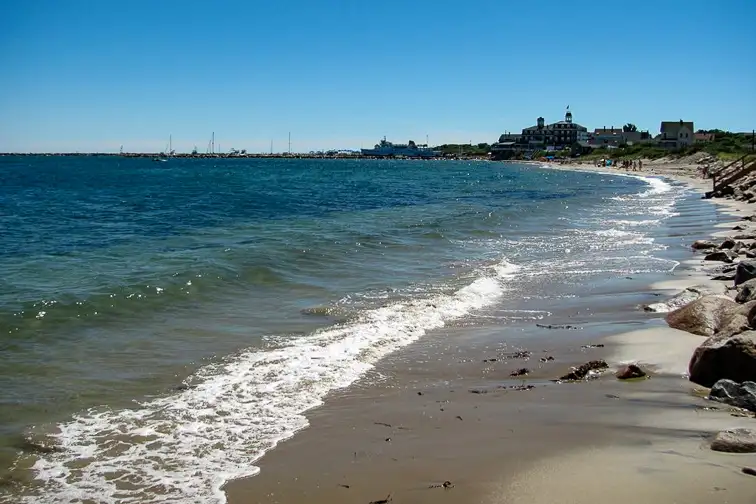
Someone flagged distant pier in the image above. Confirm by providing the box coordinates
[0,152,492,161]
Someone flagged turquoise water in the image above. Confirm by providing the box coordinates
[0,157,690,502]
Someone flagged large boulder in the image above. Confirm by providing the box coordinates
[704,250,737,263]
[692,240,717,250]
[719,238,737,249]
[736,278,756,303]
[689,331,756,387]
[665,296,756,337]
[709,379,756,412]
[735,260,756,286]
[711,428,756,453]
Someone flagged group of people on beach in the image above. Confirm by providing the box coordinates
[596,158,643,171]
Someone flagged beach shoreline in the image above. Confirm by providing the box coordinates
[222,162,756,503]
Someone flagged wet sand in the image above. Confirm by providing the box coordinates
[225,166,756,504]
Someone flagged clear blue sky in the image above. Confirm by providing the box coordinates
[1,0,754,153]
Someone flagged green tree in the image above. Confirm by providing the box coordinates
[623,123,638,132]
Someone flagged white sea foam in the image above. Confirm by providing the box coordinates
[23,261,520,504]
[593,229,639,238]
[637,176,672,197]
[603,219,661,227]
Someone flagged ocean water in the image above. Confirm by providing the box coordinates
[0,156,693,503]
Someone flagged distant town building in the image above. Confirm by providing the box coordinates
[590,127,624,147]
[658,120,695,149]
[491,109,588,159]
[520,110,588,148]
[491,110,678,159]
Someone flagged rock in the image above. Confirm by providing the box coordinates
[735,260,756,286]
[709,379,756,412]
[710,428,756,453]
[665,296,756,337]
[504,384,535,391]
[720,238,737,249]
[743,467,756,477]
[704,250,737,263]
[506,350,532,359]
[644,284,727,313]
[736,278,756,303]
[711,273,736,281]
[559,360,608,381]
[692,240,717,250]
[733,234,756,240]
[689,331,756,387]
[510,368,530,377]
[747,251,756,259]
[733,225,746,231]
[15,438,61,454]
[615,364,647,380]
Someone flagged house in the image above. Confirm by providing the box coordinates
[490,134,520,157]
[659,120,695,149]
[489,133,523,159]
[589,127,624,147]
[621,131,641,144]
[572,141,597,156]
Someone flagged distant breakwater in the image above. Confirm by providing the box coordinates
[0,152,490,160]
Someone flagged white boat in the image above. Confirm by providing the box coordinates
[361,137,438,158]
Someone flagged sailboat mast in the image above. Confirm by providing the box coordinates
[212,132,215,155]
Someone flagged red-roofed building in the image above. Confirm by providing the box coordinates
[695,132,715,143]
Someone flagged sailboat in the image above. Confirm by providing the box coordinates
[153,135,173,162]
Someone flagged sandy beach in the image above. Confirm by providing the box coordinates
[222,160,756,504]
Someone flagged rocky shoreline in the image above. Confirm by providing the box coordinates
[565,158,756,458]
[654,210,756,453]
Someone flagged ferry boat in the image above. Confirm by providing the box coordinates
[361,137,438,158]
